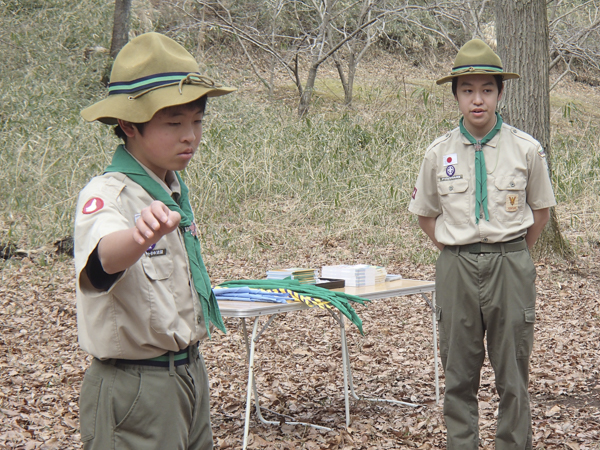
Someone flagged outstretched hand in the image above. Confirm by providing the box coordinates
[132,200,181,246]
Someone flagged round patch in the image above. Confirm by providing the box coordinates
[446,165,456,177]
[82,197,104,215]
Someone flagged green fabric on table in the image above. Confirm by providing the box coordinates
[217,279,370,335]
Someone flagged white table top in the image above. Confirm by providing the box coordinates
[217,279,435,318]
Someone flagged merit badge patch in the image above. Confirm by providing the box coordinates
[82,197,104,215]
[446,165,456,177]
[506,194,518,212]
[412,187,417,200]
[443,153,458,166]
[537,147,546,159]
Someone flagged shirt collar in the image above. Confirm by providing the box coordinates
[124,148,181,196]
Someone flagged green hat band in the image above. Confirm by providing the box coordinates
[451,64,503,74]
[108,72,220,96]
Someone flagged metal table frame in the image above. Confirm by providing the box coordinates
[217,279,437,449]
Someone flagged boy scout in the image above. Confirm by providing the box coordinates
[409,39,556,449]
[75,32,235,449]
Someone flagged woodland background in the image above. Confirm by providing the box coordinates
[1,0,599,448]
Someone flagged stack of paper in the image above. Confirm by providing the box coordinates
[266,268,318,284]
[321,264,378,287]
[374,266,387,284]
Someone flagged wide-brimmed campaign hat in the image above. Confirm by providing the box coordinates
[436,39,519,85]
[81,32,236,124]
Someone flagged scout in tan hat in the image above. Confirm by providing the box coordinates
[75,32,235,449]
[82,31,235,124]
[436,38,519,85]
[408,39,555,450]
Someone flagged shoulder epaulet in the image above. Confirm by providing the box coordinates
[82,173,128,201]
[427,127,456,152]
[504,124,540,146]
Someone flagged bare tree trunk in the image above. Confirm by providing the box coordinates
[298,0,332,117]
[196,4,206,60]
[110,0,132,58]
[495,0,573,260]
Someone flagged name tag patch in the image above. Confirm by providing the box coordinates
[440,175,463,182]
[506,194,518,212]
[146,248,167,257]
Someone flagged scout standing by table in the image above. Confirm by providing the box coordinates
[75,32,235,449]
[408,39,556,449]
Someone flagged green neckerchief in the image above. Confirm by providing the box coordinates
[105,145,225,337]
[459,112,503,223]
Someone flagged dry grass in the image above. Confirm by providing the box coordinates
[1,2,600,449]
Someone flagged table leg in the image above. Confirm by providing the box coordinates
[328,309,419,430]
[240,315,333,450]
[242,318,260,450]
[420,292,440,405]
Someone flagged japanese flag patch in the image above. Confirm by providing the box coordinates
[443,153,458,166]
[82,197,104,214]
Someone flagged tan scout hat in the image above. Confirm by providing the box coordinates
[81,32,236,124]
[436,39,520,85]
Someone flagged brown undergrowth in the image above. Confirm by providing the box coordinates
[1,240,599,449]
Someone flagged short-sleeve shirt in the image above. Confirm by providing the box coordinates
[74,161,207,360]
[408,123,556,246]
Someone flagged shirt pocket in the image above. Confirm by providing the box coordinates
[492,175,526,223]
[141,248,176,335]
[437,178,470,225]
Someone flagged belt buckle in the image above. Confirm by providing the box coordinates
[468,243,481,253]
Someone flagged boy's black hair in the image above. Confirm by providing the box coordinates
[114,95,208,142]
[452,75,504,97]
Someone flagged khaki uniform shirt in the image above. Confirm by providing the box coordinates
[409,123,556,246]
[74,161,207,360]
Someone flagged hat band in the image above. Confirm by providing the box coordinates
[451,65,503,75]
[108,72,219,96]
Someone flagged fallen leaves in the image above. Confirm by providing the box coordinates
[1,246,599,449]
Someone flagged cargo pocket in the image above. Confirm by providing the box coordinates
[437,178,470,225]
[517,307,536,359]
[436,305,448,360]
[79,372,102,442]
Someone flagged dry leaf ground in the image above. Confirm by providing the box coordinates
[1,240,599,449]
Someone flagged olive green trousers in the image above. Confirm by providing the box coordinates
[79,345,213,450]
[436,241,535,450]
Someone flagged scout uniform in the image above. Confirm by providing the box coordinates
[409,40,556,450]
[75,33,235,450]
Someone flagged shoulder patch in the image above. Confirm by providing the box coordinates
[537,146,546,159]
[82,197,104,214]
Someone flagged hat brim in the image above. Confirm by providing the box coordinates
[436,71,520,85]
[81,84,236,125]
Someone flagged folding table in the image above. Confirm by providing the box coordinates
[217,278,437,449]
